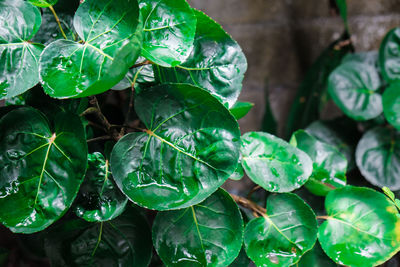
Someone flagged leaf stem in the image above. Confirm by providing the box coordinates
[48,6,68,40]
[230,193,266,217]
[129,59,152,69]
[316,215,331,220]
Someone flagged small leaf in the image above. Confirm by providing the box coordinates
[28,0,58,7]
[152,189,243,266]
[335,0,348,27]
[328,61,382,121]
[230,163,244,181]
[240,132,313,192]
[74,152,128,222]
[318,186,400,266]
[244,193,318,266]
[262,86,277,135]
[383,186,396,202]
[379,27,400,83]
[383,83,400,130]
[230,101,254,120]
[356,127,400,190]
[110,84,240,210]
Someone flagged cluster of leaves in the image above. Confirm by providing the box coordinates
[1,0,400,267]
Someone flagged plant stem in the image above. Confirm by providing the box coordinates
[230,193,266,217]
[87,136,112,143]
[247,185,261,199]
[129,60,152,69]
[316,215,331,220]
[48,6,68,40]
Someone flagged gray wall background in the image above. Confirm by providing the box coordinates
[188,0,400,135]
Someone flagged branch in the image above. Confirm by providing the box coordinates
[48,6,68,40]
[230,193,266,218]
[129,60,152,69]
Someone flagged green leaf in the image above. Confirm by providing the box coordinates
[297,242,338,267]
[383,83,400,130]
[335,0,348,27]
[383,186,396,202]
[154,10,247,108]
[356,127,400,190]
[290,130,347,196]
[318,186,400,267]
[74,152,128,222]
[39,0,143,99]
[229,163,244,181]
[0,0,44,100]
[230,102,254,120]
[28,0,58,7]
[110,84,240,210]
[153,188,243,266]
[45,206,152,267]
[244,193,318,266]
[240,132,313,192]
[328,61,383,121]
[139,0,197,67]
[379,27,400,83]
[0,107,87,233]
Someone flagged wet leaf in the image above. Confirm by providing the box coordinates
[230,101,254,120]
[383,83,400,130]
[379,27,400,83]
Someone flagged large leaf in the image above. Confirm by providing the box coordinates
[45,206,152,267]
[318,186,400,266]
[356,127,400,190]
[74,152,128,222]
[379,27,400,83]
[110,84,241,210]
[0,0,44,100]
[244,193,318,266]
[138,0,196,67]
[39,0,143,98]
[28,0,58,7]
[328,61,383,121]
[383,83,400,130]
[290,130,347,196]
[240,132,313,192]
[0,107,87,233]
[154,10,247,107]
[152,189,243,266]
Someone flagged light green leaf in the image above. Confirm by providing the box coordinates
[379,27,400,83]
[383,186,396,202]
[28,0,58,7]
[230,101,254,120]
[383,83,400,130]
[240,132,313,192]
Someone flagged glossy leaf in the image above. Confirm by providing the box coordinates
[383,83,400,130]
[0,0,44,100]
[328,61,382,121]
[110,84,240,210]
[39,0,143,98]
[0,107,87,233]
[74,152,128,222]
[153,189,243,266]
[155,10,247,107]
[28,0,58,7]
[356,127,400,190]
[290,130,347,196]
[244,193,318,266]
[318,186,400,266]
[297,242,338,267]
[240,132,313,192]
[230,101,254,120]
[379,27,400,83]
[229,163,244,181]
[45,206,152,267]
[139,0,196,67]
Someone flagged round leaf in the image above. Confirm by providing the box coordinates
[328,61,382,121]
[139,0,197,67]
[318,186,400,266]
[45,206,152,267]
[379,27,400,83]
[28,0,58,7]
[39,0,143,98]
[110,84,240,210]
[290,130,347,196]
[155,10,247,107]
[0,107,87,233]
[153,189,243,266]
[0,0,44,100]
[244,193,318,266]
[240,132,313,192]
[383,83,400,130]
[356,127,400,190]
[74,152,128,222]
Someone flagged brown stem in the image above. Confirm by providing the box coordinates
[230,193,266,217]
[129,60,152,69]
[247,185,261,199]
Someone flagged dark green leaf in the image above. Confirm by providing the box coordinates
[45,206,152,267]
[39,0,143,98]
[335,0,348,27]
[297,242,338,267]
[328,61,382,120]
[383,83,400,130]
[290,130,347,196]
[379,27,400,83]
[110,84,240,210]
[153,189,243,266]
[74,152,128,222]
[244,193,317,266]
[154,10,247,107]
[318,186,400,266]
[28,0,58,7]
[230,102,254,120]
[240,132,313,192]
[0,0,43,100]
[139,0,197,67]
[356,127,400,190]
[261,86,277,135]
[0,107,87,233]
